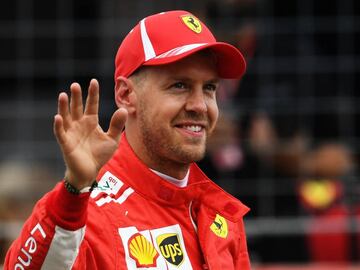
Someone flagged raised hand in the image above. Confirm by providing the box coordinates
[53,79,128,190]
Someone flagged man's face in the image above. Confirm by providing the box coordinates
[133,52,219,166]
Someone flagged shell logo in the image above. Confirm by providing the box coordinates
[128,233,159,267]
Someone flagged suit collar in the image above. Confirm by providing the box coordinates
[102,133,249,222]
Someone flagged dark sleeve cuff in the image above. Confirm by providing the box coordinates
[46,181,90,231]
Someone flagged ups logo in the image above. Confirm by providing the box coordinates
[156,233,184,266]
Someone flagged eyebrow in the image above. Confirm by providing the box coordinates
[205,79,220,84]
[168,76,220,84]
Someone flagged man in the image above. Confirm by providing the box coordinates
[5,10,250,269]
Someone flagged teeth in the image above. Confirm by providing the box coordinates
[184,125,202,132]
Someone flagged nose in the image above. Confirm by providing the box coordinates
[185,88,207,114]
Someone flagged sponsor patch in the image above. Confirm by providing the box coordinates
[210,214,228,238]
[128,233,159,268]
[91,171,123,198]
[157,233,184,266]
[181,15,202,33]
[91,172,134,207]
[119,225,192,269]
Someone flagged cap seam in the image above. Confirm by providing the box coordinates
[140,18,156,61]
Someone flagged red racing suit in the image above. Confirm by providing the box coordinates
[4,134,250,269]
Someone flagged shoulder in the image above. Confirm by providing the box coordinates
[190,163,250,223]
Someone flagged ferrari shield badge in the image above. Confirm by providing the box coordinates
[181,15,202,33]
[210,214,228,238]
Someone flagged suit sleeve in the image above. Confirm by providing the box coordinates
[4,181,90,270]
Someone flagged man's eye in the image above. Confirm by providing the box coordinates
[172,82,187,89]
[204,84,217,91]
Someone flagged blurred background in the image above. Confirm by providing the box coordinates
[0,0,359,268]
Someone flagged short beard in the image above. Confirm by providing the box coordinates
[137,100,207,167]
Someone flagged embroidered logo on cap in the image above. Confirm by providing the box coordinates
[181,15,202,33]
[210,214,228,238]
[157,233,184,266]
[128,233,159,268]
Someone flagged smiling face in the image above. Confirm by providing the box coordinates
[119,51,219,178]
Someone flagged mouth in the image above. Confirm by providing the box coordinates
[183,125,203,132]
[174,123,206,137]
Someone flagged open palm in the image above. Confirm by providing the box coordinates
[53,79,127,189]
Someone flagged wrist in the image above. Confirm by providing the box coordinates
[46,182,91,230]
[63,179,98,195]
[64,170,97,190]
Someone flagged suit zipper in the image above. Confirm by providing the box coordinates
[188,200,198,233]
[203,257,211,270]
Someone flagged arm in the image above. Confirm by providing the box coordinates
[4,79,127,269]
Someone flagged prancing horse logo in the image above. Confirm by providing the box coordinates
[210,214,228,238]
[181,15,202,33]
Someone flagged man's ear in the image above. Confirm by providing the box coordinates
[114,76,137,114]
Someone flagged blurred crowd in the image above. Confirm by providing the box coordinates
[196,0,360,264]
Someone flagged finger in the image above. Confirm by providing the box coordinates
[53,114,67,146]
[84,79,99,116]
[107,108,128,142]
[70,82,84,120]
[57,92,72,130]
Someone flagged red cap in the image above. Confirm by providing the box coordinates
[114,10,246,80]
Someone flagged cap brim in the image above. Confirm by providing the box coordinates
[143,42,246,79]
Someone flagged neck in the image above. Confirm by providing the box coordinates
[148,160,190,180]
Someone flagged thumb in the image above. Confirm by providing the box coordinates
[107,108,128,142]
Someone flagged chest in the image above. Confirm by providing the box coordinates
[86,175,205,269]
